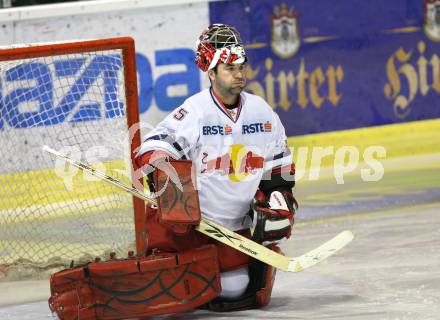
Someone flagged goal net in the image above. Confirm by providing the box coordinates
[0,37,144,281]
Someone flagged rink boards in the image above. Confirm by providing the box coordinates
[1,118,439,214]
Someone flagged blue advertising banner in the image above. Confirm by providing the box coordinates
[210,0,440,136]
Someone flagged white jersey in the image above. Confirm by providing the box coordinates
[138,88,292,230]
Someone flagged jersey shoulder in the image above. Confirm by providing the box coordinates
[182,89,211,112]
[166,89,211,123]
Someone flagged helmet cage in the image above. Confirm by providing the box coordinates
[196,24,247,72]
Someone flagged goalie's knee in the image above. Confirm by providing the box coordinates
[219,266,250,299]
[203,243,281,312]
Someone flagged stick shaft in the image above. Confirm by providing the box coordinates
[42,145,157,206]
[43,145,353,272]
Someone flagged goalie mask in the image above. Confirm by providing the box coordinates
[195,24,247,72]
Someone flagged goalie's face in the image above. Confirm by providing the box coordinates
[209,62,247,104]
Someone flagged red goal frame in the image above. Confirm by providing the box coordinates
[0,37,147,257]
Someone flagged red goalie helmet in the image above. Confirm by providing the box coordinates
[195,24,247,72]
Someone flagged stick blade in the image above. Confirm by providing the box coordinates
[288,230,354,272]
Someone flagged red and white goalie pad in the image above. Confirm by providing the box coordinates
[48,245,221,320]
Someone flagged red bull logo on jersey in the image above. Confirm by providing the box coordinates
[201,144,264,182]
[242,121,272,134]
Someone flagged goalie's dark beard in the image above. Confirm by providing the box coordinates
[215,81,246,102]
[229,84,245,95]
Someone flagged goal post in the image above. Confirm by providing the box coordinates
[0,37,146,280]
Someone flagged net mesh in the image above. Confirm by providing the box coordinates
[0,46,136,280]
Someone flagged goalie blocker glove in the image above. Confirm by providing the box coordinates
[252,189,298,244]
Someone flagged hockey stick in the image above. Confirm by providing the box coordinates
[43,145,354,273]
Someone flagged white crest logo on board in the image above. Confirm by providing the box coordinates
[424,0,440,41]
[271,3,300,58]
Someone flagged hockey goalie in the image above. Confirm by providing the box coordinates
[48,24,297,319]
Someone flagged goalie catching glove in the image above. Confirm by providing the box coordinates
[252,189,298,244]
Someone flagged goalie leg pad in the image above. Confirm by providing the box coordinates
[202,243,281,312]
[253,243,281,307]
[145,204,209,253]
[49,245,221,320]
[145,211,252,273]
[215,228,253,272]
